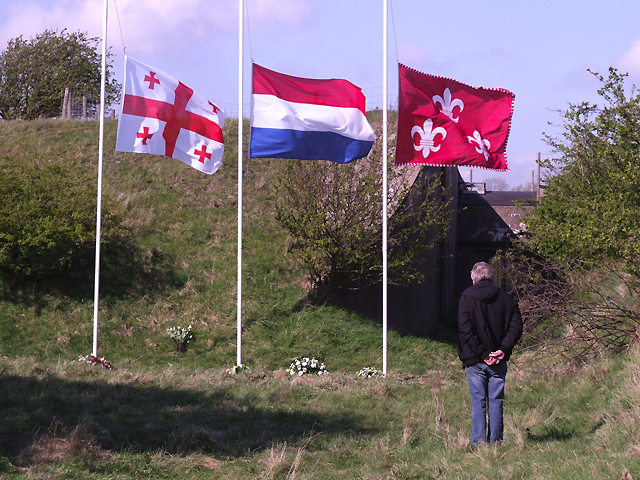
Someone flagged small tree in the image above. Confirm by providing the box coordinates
[483,176,509,192]
[524,68,640,275]
[275,128,452,302]
[0,29,120,120]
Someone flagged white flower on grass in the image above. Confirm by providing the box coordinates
[357,366,383,378]
[288,356,329,376]
[166,325,196,343]
[226,364,249,375]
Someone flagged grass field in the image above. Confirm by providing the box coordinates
[0,118,639,479]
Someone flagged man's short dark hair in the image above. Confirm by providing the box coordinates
[471,262,493,284]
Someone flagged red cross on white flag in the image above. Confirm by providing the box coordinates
[115,56,225,175]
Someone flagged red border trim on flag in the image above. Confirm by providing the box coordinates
[396,63,515,171]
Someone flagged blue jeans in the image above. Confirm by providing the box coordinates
[466,362,508,444]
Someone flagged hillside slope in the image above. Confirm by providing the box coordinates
[0,119,639,479]
[0,117,448,373]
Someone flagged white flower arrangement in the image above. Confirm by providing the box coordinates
[287,356,328,376]
[227,363,249,375]
[356,366,383,378]
[166,325,196,343]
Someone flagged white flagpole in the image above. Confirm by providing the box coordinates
[92,0,108,357]
[382,0,388,376]
[237,0,244,367]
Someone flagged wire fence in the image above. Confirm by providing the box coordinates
[59,85,400,120]
[60,88,117,120]
[210,85,399,117]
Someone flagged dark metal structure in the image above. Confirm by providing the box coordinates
[336,167,539,336]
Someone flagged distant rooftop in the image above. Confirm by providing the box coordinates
[459,190,537,207]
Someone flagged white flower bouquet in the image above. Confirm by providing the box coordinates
[356,366,383,378]
[287,356,328,376]
[227,363,249,375]
[166,325,196,343]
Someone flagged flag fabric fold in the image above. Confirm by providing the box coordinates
[395,63,515,171]
[249,63,375,163]
[115,56,225,174]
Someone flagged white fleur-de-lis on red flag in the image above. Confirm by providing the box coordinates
[467,130,491,161]
[411,119,447,158]
[432,88,464,123]
[395,64,514,170]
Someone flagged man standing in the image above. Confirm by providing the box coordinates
[458,261,523,444]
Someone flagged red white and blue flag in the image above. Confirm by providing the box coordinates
[395,63,515,171]
[115,56,225,174]
[249,63,375,163]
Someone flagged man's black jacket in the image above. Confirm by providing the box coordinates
[457,279,523,368]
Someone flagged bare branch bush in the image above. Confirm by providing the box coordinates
[502,250,640,364]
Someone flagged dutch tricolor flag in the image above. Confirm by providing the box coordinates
[249,64,375,164]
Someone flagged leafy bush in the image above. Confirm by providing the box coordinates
[0,155,124,278]
[526,68,640,274]
[509,69,640,361]
[274,118,452,301]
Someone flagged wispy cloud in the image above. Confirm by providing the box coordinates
[247,0,311,29]
[0,0,311,57]
[397,44,432,70]
[614,39,640,80]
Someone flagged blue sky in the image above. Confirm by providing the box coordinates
[1,0,639,187]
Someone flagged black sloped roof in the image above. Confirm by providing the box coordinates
[458,190,536,207]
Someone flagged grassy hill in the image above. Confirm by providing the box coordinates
[0,118,639,478]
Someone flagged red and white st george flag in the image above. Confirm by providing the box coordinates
[395,63,515,171]
[115,56,225,174]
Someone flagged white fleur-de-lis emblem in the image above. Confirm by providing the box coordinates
[432,88,464,123]
[411,119,447,158]
[467,130,491,161]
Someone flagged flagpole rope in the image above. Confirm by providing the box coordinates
[111,0,127,55]
[111,0,126,167]
[243,0,253,174]
[244,0,254,61]
[389,0,399,63]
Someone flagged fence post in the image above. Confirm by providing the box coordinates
[82,96,87,120]
[67,89,72,119]
[62,88,69,119]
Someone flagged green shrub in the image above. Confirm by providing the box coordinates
[0,155,124,278]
